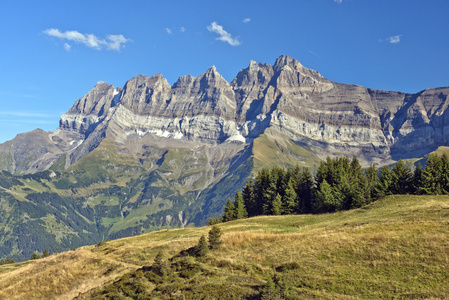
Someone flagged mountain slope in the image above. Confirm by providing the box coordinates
[1,195,449,299]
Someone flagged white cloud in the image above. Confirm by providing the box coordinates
[43,28,130,51]
[165,28,173,35]
[388,34,402,44]
[180,27,186,33]
[63,43,71,51]
[106,34,130,50]
[334,0,343,3]
[207,22,241,46]
[243,18,251,23]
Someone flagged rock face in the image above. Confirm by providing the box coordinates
[1,55,449,173]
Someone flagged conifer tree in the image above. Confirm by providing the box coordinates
[375,167,393,198]
[242,180,256,217]
[255,168,274,215]
[413,163,424,194]
[42,249,49,258]
[271,193,283,215]
[208,225,222,250]
[440,153,449,193]
[314,179,340,212]
[282,179,297,214]
[262,171,278,215]
[223,198,236,222]
[196,235,209,257]
[31,252,40,260]
[391,160,412,194]
[420,154,442,195]
[296,168,314,213]
[234,191,248,219]
[315,158,332,186]
[364,164,378,201]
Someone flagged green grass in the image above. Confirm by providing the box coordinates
[252,133,321,172]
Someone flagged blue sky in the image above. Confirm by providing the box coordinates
[0,0,448,143]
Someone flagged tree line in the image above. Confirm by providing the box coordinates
[214,153,449,222]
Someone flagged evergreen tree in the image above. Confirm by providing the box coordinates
[222,198,236,222]
[208,217,222,225]
[255,168,274,215]
[272,166,286,199]
[420,154,442,195]
[315,157,335,186]
[282,179,297,214]
[296,168,314,213]
[241,180,256,217]
[262,170,279,215]
[6,257,14,264]
[196,235,209,257]
[271,193,283,215]
[440,153,449,193]
[0,258,5,265]
[375,167,392,198]
[31,252,40,260]
[208,225,222,250]
[314,180,340,212]
[341,157,366,209]
[391,160,412,194]
[42,249,49,258]
[364,164,378,202]
[234,191,248,219]
[413,163,424,194]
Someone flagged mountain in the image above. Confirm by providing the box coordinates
[2,55,449,174]
[0,55,449,261]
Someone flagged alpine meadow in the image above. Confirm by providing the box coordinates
[1,0,449,298]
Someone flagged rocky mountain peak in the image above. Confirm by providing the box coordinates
[273,55,323,79]
[198,65,229,89]
[173,74,195,89]
[274,55,304,72]
[67,81,115,115]
[232,60,273,88]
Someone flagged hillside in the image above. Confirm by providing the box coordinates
[1,195,448,299]
[2,55,449,262]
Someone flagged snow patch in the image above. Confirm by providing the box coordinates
[69,139,83,149]
[226,133,246,143]
[112,89,121,105]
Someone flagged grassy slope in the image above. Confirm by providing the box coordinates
[252,133,322,172]
[1,195,449,299]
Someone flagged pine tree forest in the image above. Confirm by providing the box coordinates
[221,153,449,222]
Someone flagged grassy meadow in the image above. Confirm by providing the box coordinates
[0,194,448,299]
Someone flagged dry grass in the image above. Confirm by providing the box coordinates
[1,195,449,299]
[0,249,138,300]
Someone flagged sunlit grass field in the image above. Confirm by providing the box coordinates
[1,194,448,299]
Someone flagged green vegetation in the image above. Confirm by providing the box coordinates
[1,134,448,266]
[220,154,449,223]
